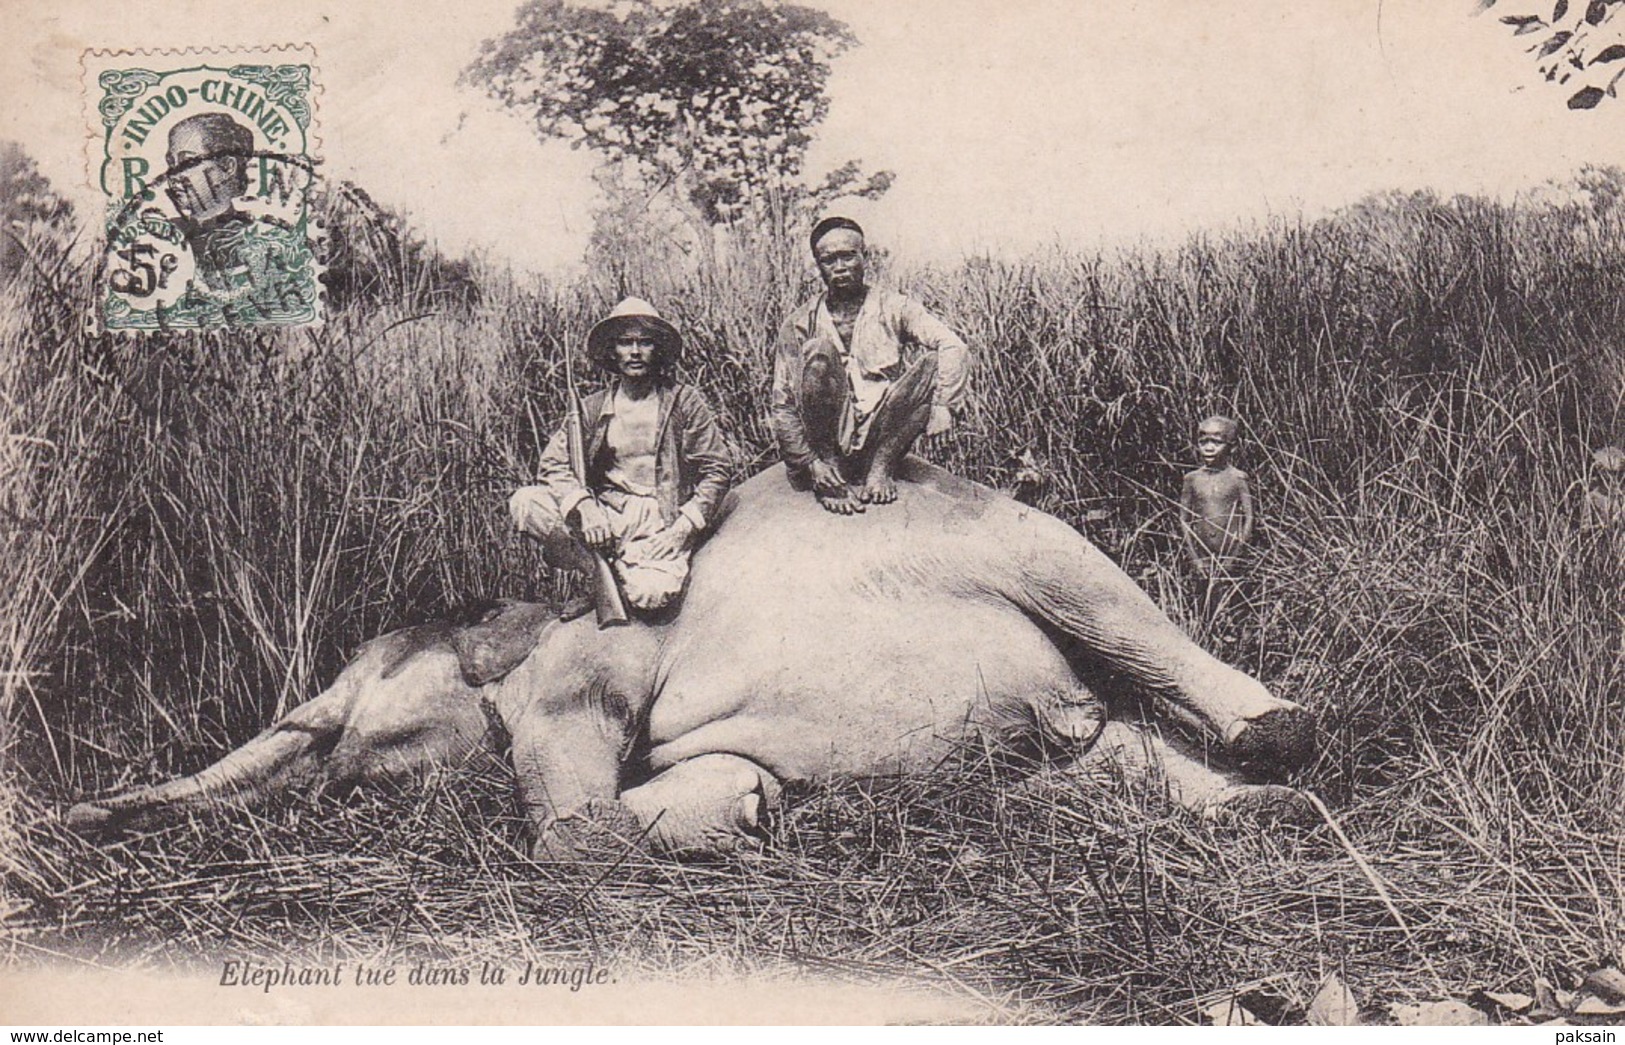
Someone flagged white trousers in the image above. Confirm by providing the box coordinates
[509,485,689,610]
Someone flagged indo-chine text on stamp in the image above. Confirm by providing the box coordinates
[85,46,321,331]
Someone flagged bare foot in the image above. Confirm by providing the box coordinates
[860,474,898,504]
[816,488,866,515]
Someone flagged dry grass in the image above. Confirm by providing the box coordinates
[7,756,1609,1023]
[2,172,1622,1023]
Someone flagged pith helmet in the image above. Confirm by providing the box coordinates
[586,297,683,374]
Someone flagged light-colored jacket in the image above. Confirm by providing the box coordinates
[770,287,971,471]
[538,381,732,531]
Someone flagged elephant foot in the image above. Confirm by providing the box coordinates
[737,790,764,833]
[1223,704,1315,773]
[533,798,650,862]
[1202,784,1320,829]
[621,754,782,857]
[1031,684,1107,757]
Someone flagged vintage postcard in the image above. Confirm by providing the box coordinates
[3,0,1623,1032]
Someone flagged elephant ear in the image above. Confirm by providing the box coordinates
[354,622,458,680]
[450,601,555,686]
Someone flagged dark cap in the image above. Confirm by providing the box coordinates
[810,215,865,253]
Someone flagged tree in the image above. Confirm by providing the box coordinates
[1480,0,1625,108]
[1,141,74,282]
[317,181,481,312]
[463,0,892,227]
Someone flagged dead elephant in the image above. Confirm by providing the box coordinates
[68,460,1315,857]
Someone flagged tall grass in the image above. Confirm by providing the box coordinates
[2,172,1621,1020]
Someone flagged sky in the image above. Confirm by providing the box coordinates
[4,0,1625,274]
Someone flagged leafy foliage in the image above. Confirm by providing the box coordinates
[1,141,74,282]
[1481,0,1625,107]
[317,180,482,312]
[463,0,892,225]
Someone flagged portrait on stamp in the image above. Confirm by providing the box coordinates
[87,48,319,330]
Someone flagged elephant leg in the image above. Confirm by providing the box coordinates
[1076,720,1316,825]
[619,754,782,857]
[1015,542,1313,772]
[534,796,650,861]
[511,700,641,861]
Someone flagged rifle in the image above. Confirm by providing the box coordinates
[561,338,629,628]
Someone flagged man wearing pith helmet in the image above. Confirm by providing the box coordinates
[509,298,732,615]
[770,216,973,514]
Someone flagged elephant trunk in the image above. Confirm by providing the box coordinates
[66,687,347,835]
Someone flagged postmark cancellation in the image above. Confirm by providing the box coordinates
[84,45,322,331]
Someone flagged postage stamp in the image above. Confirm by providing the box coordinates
[83,45,321,331]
